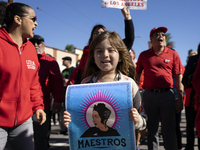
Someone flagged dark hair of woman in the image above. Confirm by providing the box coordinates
[4,2,31,28]
[93,103,111,125]
[88,24,107,46]
[0,1,7,26]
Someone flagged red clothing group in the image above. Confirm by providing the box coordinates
[136,46,183,89]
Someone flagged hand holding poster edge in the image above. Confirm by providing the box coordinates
[66,81,136,150]
[102,0,147,10]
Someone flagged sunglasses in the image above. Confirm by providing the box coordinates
[29,16,37,22]
[20,15,37,22]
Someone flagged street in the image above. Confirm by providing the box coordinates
[49,109,199,150]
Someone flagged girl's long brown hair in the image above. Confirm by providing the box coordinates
[82,31,135,80]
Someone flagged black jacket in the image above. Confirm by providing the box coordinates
[182,55,200,88]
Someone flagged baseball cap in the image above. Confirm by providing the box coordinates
[62,56,72,61]
[29,35,44,42]
[150,27,168,37]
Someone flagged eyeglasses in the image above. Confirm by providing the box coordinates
[20,15,37,22]
[30,40,43,45]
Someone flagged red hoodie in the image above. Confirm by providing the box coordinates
[38,52,64,110]
[0,27,44,127]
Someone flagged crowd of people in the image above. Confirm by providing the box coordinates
[1,1,200,150]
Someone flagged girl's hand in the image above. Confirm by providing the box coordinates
[63,111,71,128]
[129,108,139,125]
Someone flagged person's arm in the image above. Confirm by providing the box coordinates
[69,67,75,77]
[50,60,65,113]
[121,6,132,20]
[135,53,143,85]
[35,109,46,125]
[129,108,139,125]
[175,74,184,113]
[182,56,197,88]
[64,78,69,84]
[130,82,147,131]
[121,7,135,50]
[75,46,90,84]
[30,63,46,125]
[132,60,137,69]
[129,108,147,131]
[31,68,44,112]
[64,67,75,85]
[192,58,200,92]
[67,67,78,85]
[135,73,141,85]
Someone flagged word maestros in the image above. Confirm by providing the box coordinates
[78,138,126,149]
[109,0,144,7]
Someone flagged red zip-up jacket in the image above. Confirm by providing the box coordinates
[38,52,64,110]
[0,27,44,127]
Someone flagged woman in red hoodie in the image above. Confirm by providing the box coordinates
[0,3,46,150]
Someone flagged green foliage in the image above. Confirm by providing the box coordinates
[165,33,175,49]
[65,44,75,52]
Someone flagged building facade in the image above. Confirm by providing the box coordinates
[44,46,83,72]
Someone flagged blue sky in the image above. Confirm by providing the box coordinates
[4,0,200,66]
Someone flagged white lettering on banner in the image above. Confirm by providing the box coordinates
[26,60,36,70]
[102,0,147,10]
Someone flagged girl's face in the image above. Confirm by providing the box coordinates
[94,39,120,75]
[92,110,105,129]
[92,28,105,41]
[20,8,38,39]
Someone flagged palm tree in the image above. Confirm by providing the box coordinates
[165,33,175,49]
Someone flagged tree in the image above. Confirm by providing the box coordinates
[8,0,14,3]
[165,33,175,49]
[65,44,75,52]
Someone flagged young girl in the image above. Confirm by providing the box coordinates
[68,7,134,85]
[0,3,46,150]
[63,31,146,134]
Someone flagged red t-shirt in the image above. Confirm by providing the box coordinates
[136,47,183,89]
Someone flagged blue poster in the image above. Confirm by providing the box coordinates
[66,81,136,150]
